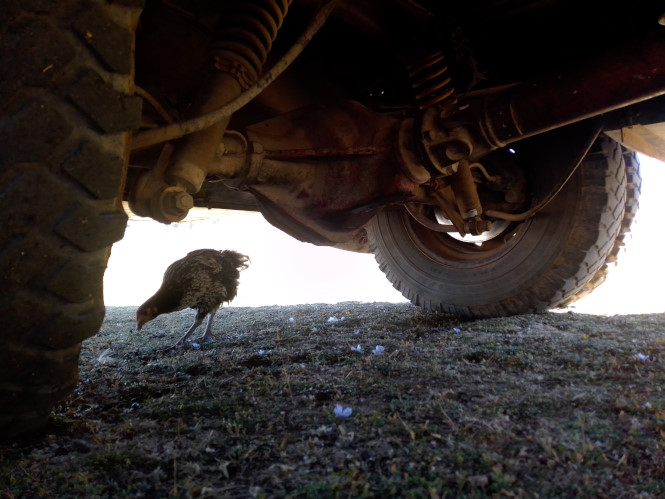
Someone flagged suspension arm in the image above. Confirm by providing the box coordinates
[419,30,665,175]
[129,0,338,223]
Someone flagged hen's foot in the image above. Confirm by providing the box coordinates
[157,342,184,353]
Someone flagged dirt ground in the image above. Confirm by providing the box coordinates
[2,302,665,497]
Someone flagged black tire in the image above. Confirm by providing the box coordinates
[0,1,142,437]
[366,136,628,318]
[558,148,641,306]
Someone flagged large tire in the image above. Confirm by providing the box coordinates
[366,136,628,318]
[0,1,142,437]
[558,148,641,306]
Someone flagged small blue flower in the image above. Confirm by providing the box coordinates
[192,343,200,350]
[258,349,266,356]
[373,345,385,356]
[634,353,649,362]
[334,404,352,418]
[354,330,360,335]
[453,327,462,334]
[351,344,364,354]
[289,317,295,323]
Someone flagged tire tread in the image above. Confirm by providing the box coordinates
[0,0,140,437]
[367,135,635,318]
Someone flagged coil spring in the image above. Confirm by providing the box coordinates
[408,52,455,110]
[211,0,291,87]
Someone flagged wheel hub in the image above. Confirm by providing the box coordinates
[434,208,510,244]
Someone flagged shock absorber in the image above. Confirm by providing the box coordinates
[163,0,292,212]
[211,0,291,88]
[407,52,455,110]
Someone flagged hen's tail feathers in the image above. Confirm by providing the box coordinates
[221,250,250,271]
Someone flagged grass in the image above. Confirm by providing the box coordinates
[2,302,665,497]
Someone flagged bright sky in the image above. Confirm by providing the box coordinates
[105,154,665,315]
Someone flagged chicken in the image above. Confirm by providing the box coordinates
[136,249,250,349]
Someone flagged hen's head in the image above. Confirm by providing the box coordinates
[136,306,159,331]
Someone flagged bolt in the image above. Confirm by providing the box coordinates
[159,189,194,222]
[174,192,194,211]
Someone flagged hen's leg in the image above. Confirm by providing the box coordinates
[198,307,219,343]
[161,312,204,351]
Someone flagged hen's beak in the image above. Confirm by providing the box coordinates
[136,311,146,331]
[137,307,157,331]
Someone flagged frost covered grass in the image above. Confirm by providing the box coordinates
[2,302,665,497]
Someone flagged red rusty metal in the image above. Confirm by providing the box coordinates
[421,31,665,172]
[235,100,421,245]
[264,146,388,160]
[481,32,665,147]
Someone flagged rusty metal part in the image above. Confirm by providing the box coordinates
[130,0,338,151]
[128,144,195,223]
[420,102,473,175]
[485,123,602,222]
[404,31,665,235]
[434,205,507,243]
[211,0,291,88]
[478,33,665,148]
[404,203,458,233]
[418,31,665,174]
[164,72,245,195]
[165,0,291,195]
[466,217,492,236]
[207,136,265,188]
[408,52,455,109]
[400,156,486,238]
[129,0,309,223]
[431,189,466,234]
[133,99,419,244]
[396,118,430,183]
[404,201,492,237]
[129,0,339,224]
[449,159,482,219]
[222,101,420,245]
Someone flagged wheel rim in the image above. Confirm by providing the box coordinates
[433,208,512,243]
[403,206,531,266]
